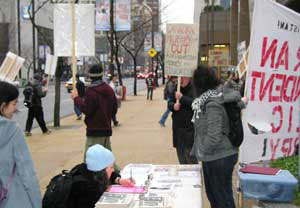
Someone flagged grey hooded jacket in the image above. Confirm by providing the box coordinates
[0,116,41,208]
[191,88,241,162]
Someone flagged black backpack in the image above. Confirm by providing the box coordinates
[42,167,86,208]
[223,102,244,147]
[23,85,34,108]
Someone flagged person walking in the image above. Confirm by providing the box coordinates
[71,65,118,161]
[145,73,155,100]
[191,65,240,208]
[67,144,135,208]
[168,76,198,165]
[159,76,176,127]
[74,74,85,120]
[0,81,42,208]
[24,73,51,136]
[109,74,121,127]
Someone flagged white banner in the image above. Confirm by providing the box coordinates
[96,0,110,31]
[154,32,162,52]
[45,54,58,76]
[144,32,152,52]
[96,0,131,31]
[165,24,199,77]
[240,0,300,163]
[115,0,131,31]
[54,4,95,57]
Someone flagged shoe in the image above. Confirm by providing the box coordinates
[159,121,165,127]
[43,130,51,135]
[24,131,32,136]
[77,116,82,120]
[114,121,121,127]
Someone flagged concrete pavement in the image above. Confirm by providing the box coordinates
[25,86,246,207]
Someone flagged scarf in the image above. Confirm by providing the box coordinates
[191,89,220,123]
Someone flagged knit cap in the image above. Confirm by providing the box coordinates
[86,144,115,171]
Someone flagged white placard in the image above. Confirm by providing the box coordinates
[240,0,300,163]
[45,54,58,76]
[0,52,25,81]
[165,24,199,77]
[54,4,95,57]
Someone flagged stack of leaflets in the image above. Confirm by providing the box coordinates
[130,195,172,208]
[95,192,134,208]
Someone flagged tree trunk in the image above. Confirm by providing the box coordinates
[133,58,137,96]
[230,0,238,65]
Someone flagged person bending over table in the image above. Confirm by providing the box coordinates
[67,144,135,208]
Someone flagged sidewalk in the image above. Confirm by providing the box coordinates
[26,86,242,207]
[27,87,177,193]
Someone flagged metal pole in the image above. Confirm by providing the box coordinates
[71,0,77,90]
[32,0,36,73]
[151,13,154,73]
[17,0,22,78]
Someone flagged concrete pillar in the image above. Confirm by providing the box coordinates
[230,0,238,65]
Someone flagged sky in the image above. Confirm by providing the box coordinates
[161,0,194,29]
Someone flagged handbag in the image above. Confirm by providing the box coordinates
[0,164,16,205]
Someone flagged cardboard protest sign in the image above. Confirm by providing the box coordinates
[54,4,95,57]
[240,0,300,163]
[45,54,58,76]
[237,49,248,79]
[0,52,25,81]
[165,24,199,77]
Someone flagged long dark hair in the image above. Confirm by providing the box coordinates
[192,65,220,97]
[92,169,109,191]
[0,81,19,116]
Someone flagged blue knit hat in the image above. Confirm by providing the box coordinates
[86,144,115,171]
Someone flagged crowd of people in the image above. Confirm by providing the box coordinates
[0,63,247,208]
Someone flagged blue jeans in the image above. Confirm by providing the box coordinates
[159,100,170,125]
[74,105,81,117]
[202,154,238,208]
[159,108,170,125]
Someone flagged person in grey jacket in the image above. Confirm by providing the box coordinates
[191,65,240,208]
[0,81,42,208]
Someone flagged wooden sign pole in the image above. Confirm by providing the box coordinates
[71,0,77,91]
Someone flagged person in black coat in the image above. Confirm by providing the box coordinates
[67,144,135,208]
[168,77,198,164]
[74,74,85,120]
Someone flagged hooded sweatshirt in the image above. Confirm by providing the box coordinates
[0,116,41,208]
[74,80,118,137]
[190,88,240,161]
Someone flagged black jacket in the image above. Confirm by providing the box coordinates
[76,79,85,97]
[67,163,120,208]
[168,82,195,148]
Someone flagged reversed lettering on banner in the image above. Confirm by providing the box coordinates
[241,0,300,163]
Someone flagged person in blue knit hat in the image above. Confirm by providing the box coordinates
[67,144,135,208]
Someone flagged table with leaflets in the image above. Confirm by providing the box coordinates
[95,164,202,208]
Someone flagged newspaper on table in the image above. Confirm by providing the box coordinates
[95,192,134,208]
[0,52,25,82]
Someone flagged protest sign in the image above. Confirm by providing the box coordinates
[240,0,300,163]
[0,52,25,81]
[45,54,58,76]
[165,24,199,77]
[54,4,95,57]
